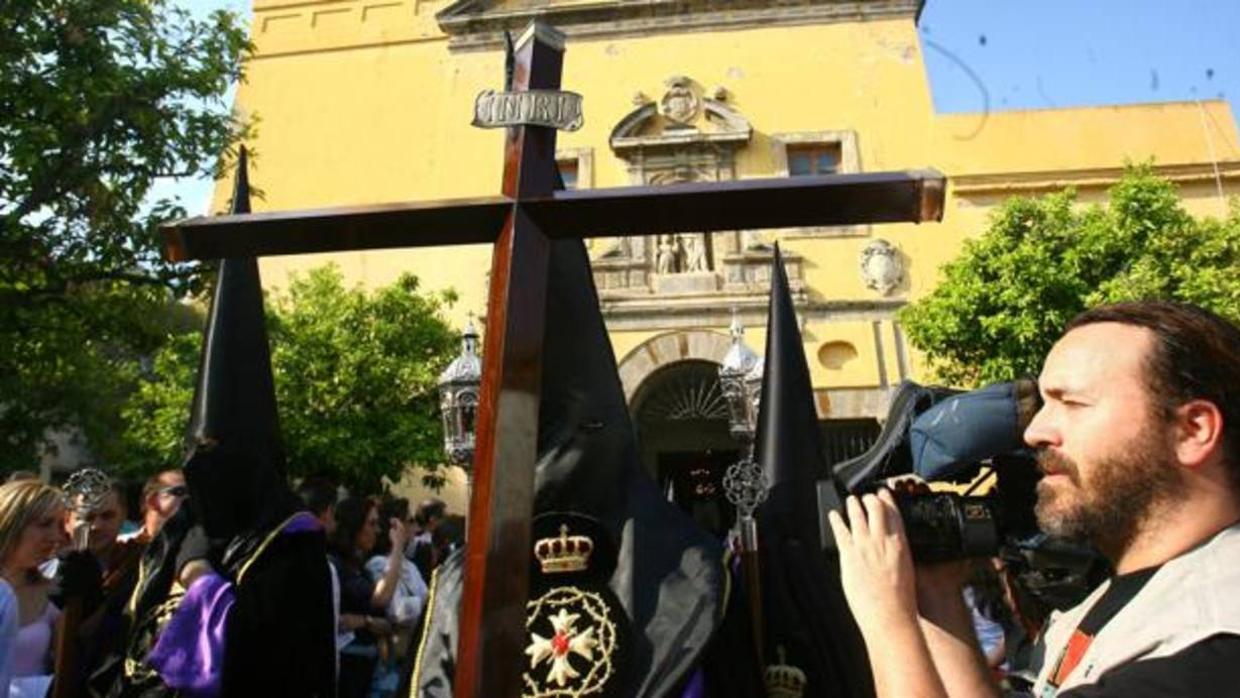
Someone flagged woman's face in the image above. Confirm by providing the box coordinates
[11,504,65,572]
[355,505,379,555]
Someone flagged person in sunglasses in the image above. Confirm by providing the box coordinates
[119,469,187,544]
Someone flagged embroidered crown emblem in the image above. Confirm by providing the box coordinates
[764,647,807,698]
[534,524,594,574]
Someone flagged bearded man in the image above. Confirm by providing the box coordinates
[828,301,1240,697]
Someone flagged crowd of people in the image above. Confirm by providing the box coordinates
[0,469,186,696]
[296,481,461,698]
[0,467,460,698]
[0,300,1236,698]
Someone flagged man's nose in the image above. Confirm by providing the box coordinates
[1023,404,1059,449]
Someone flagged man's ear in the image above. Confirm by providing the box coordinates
[1174,399,1225,470]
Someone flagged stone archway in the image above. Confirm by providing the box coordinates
[617,329,733,404]
[620,331,740,538]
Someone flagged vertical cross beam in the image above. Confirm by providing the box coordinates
[453,23,564,698]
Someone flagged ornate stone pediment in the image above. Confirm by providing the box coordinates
[436,0,926,51]
[610,77,752,154]
[589,76,803,323]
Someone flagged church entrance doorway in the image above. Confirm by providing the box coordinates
[631,359,740,538]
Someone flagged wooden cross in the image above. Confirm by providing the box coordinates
[162,21,945,698]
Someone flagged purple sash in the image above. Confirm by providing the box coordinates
[145,512,323,696]
[680,668,707,698]
[145,573,234,697]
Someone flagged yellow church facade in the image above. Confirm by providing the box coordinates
[219,0,1240,502]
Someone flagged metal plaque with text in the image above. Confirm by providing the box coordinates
[472,89,584,131]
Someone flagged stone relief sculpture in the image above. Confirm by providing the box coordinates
[682,234,709,272]
[600,74,790,295]
[656,235,678,274]
[859,238,904,296]
[660,76,700,126]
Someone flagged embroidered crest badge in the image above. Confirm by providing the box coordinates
[523,588,617,696]
[522,516,625,698]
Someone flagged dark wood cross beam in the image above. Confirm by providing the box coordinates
[162,22,945,698]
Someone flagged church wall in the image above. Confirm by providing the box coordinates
[220,1,1240,450]
[932,101,1240,176]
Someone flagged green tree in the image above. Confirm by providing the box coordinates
[0,0,251,472]
[900,165,1240,386]
[121,266,460,492]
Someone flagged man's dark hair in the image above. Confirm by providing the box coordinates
[1066,301,1240,490]
[141,469,184,508]
[369,497,410,558]
[107,479,128,516]
[296,477,337,518]
[329,496,375,567]
[415,497,447,527]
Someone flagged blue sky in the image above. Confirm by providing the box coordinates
[919,1,1238,125]
[159,0,1240,213]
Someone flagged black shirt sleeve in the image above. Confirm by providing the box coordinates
[1058,634,1240,698]
[335,558,377,615]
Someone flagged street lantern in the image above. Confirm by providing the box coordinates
[438,317,482,467]
[718,309,762,444]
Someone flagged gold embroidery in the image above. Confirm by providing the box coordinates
[522,586,617,698]
[407,565,441,697]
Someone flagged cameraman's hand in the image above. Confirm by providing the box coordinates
[915,559,970,610]
[826,490,918,635]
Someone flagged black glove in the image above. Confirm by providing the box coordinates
[175,523,212,578]
[49,550,104,614]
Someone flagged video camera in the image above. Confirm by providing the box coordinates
[817,379,1041,562]
[818,378,1109,614]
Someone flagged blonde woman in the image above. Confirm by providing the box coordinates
[0,480,66,696]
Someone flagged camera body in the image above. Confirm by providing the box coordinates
[896,490,1001,564]
[820,380,1041,563]
[817,478,1012,563]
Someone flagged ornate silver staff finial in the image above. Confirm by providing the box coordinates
[63,467,111,551]
[723,455,768,522]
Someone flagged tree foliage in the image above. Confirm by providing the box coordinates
[900,165,1240,386]
[121,266,460,492]
[0,0,251,471]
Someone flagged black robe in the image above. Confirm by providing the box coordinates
[410,238,761,698]
[97,506,336,697]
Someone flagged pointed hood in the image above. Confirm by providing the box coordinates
[753,244,873,698]
[413,238,752,697]
[754,244,832,540]
[183,147,292,541]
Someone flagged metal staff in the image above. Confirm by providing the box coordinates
[724,450,768,669]
[53,467,110,698]
[719,309,769,668]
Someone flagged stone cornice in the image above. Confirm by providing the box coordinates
[600,297,906,332]
[436,0,926,51]
[952,161,1240,195]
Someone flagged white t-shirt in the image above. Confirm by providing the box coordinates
[365,555,428,626]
